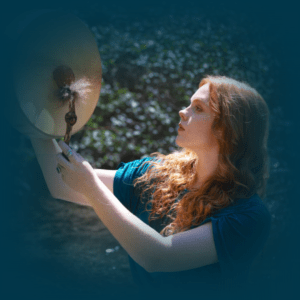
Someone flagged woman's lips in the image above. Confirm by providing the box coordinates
[178,123,185,131]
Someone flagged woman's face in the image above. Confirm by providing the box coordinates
[176,83,218,152]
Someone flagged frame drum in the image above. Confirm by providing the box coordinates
[5,10,102,139]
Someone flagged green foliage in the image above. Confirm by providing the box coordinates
[71,82,177,168]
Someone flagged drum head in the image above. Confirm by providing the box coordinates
[12,11,102,137]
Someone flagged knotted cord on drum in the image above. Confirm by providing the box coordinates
[53,65,78,145]
[64,92,77,145]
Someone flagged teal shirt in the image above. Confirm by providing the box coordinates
[113,157,271,294]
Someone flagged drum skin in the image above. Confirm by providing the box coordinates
[5,10,102,139]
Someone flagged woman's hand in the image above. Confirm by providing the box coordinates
[56,140,98,196]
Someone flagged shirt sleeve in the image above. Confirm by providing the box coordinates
[205,203,271,282]
[113,157,155,212]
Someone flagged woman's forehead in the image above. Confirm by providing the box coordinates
[191,83,210,106]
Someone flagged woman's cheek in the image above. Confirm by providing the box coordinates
[200,114,211,122]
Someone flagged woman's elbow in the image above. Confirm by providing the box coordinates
[135,254,162,273]
[144,258,175,273]
[143,241,172,272]
[133,238,169,273]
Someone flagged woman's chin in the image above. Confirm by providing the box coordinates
[175,135,188,147]
[175,137,182,147]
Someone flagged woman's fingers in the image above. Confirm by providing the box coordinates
[56,162,65,171]
[58,140,78,163]
[56,165,62,174]
[56,152,72,169]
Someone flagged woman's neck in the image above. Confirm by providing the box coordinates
[192,146,219,189]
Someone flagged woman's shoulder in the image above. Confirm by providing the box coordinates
[113,156,157,208]
[209,193,272,229]
[231,194,270,216]
[116,156,155,169]
[116,156,156,175]
[202,194,272,279]
[114,156,157,185]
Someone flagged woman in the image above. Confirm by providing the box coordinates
[31,75,271,295]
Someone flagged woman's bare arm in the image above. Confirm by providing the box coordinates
[94,169,116,194]
[30,138,116,206]
[154,222,218,272]
[84,172,219,273]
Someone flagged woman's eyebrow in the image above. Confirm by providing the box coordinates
[191,98,209,107]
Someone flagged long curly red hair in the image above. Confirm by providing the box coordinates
[133,75,270,236]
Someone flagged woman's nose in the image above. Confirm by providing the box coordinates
[179,109,188,121]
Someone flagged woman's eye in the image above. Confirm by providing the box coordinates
[193,106,202,112]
